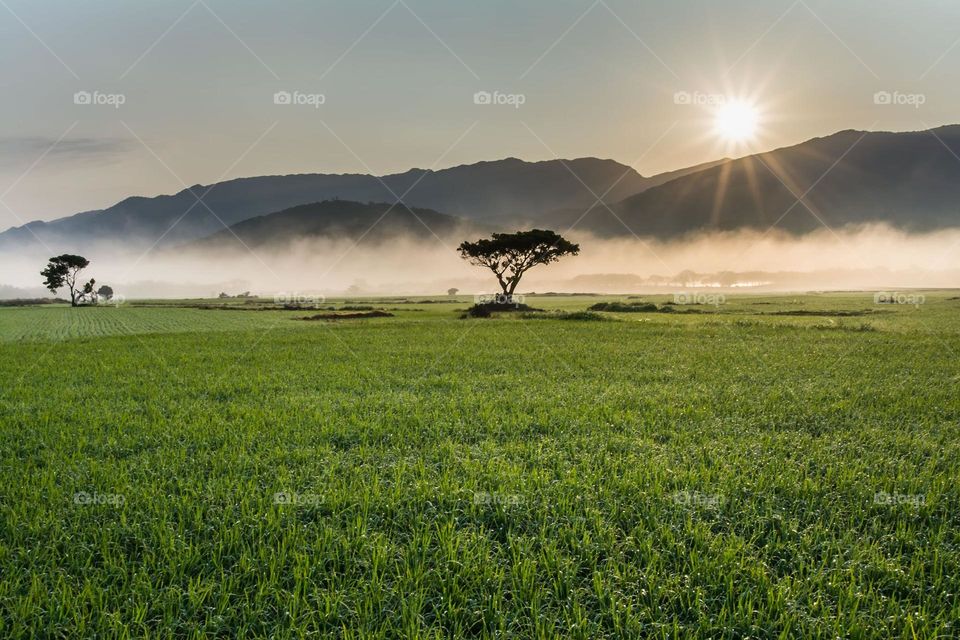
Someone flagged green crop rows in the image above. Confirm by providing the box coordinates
[1,293,958,638]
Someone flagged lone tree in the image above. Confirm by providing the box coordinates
[447,288,459,296]
[40,254,90,307]
[457,229,579,303]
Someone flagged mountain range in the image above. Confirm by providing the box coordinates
[541,125,960,236]
[1,157,715,252]
[186,200,480,250]
[2,125,960,252]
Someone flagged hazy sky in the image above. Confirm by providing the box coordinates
[1,0,959,225]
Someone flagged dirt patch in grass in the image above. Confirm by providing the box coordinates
[462,302,544,318]
[302,311,395,320]
[164,303,335,311]
[588,301,709,314]
[0,298,68,307]
[589,301,658,312]
[765,310,876,317]
[520,311,612,321]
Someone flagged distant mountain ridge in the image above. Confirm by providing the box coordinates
[540,125,960,236]
[0,157,660,252]
[185,200,481,251]
[6,125,960,252]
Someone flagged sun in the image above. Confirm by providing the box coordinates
[714,99,759,143]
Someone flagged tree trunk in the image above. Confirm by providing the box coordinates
[505,277,521,304]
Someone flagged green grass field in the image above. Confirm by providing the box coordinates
[2,292,958,638]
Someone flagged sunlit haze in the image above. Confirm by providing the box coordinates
[2,0,959,222]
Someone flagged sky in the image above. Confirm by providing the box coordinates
[1,0,959,225]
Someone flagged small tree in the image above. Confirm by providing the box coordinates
[97,284,114,301]
[457,229,579,303]
[447,288,459,296]
[40,254,90,307]
[80,279,97,304]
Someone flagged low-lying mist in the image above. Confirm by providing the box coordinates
[2,224,959,299]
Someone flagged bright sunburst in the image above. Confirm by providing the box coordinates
[714,99,759,143]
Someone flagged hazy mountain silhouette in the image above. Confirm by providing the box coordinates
[185,200,480,251]
[7,126,960,251]
[0,157,657,251]
[543,126,960,236]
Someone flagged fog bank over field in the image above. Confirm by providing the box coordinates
[2,224,959,299]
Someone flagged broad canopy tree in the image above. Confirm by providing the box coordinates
[457,229,579,303]
[97,284,114,301]
[40,254,91,307]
